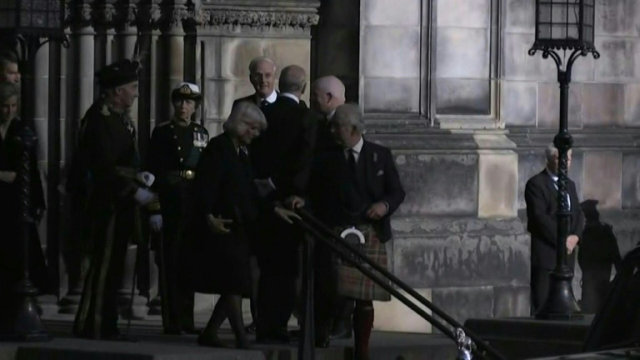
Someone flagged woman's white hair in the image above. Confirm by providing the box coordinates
[223,101,267,135]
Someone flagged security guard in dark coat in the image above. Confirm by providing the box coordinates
[74,59,158,340]
[147,82,208,334]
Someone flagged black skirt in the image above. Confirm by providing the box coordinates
[187,220,252,297]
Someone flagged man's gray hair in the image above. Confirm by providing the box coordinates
[248,56,276,74]
[334,103,364,133]
[0,81,19,104]
[545,144,558,161]
[0,51,17,70]
[545,143,572,161]
[223,101,267,134]
[279,65,306,93]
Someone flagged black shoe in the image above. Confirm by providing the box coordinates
[256,332,290,344]
[330,327,352,340]
[164,328,183,335]
[315,336,330,348]
[245,322,257,334]
[104,333,138,342]
[197,334,229,348]
[182,327,201,335]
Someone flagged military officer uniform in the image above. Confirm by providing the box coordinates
[147,82,208,334]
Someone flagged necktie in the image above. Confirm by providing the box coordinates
[260,99,270,109]
[553,180,571,210]
[347,149,357,174]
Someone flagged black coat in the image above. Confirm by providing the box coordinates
[309,139,405,243]
[525,170,585,270]
[79,101,140,206]
[250,95,316,199]
[190,133,258,295]
[0,117,48,294]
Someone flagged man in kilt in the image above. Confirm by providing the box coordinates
[306,103,405,360]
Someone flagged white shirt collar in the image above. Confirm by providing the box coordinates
[326,109,336,121]
[546,168,558,182]
[280,92,299,103]
[352,136,364,154]
[262,90,278,104]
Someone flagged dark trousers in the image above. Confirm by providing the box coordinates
[531,267,552,314]
[156,232,195,332]
[74,205,133,338]
[255,218,300,338]
[581,269,613,313]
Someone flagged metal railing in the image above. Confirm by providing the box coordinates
[293,207,507,360]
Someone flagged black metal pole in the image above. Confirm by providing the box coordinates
[47,40,61,297]
[297,235,315,360]
[535,51,581,319]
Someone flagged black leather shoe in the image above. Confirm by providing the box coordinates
[245,322,257,334]
[315,336,330,348]
[197,334,229,348]
[256,331,290,344]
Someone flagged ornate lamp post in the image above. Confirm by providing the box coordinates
[0,0,65,341]
[528,0,599,319]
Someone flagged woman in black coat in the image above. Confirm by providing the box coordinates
[0,82,48,308]
[192,101,267,348]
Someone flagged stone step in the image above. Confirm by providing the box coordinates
[0,319,457,360]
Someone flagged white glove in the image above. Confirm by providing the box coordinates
[149,214,163,232]
[137,171,155,187]
[134,187,155,206]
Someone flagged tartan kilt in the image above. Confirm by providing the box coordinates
[334,225,391,301]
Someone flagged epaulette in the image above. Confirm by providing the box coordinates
[155,121,171,128]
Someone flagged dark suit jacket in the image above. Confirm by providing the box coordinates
[233,93,262,107]
[250,95,316,199]
[525,169,584,270]
[310,139,405,242]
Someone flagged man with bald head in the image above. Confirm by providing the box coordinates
[310,76,346,153]
[234,56,278,109]
[251,64,317,343]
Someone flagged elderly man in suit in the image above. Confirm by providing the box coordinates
[251,64,316,343]
[310,75,345,154]
[525,144,584,314]
[233,56,278,332]
[234,56,278,109]
[306,103,405,359]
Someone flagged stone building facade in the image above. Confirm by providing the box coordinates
[22,0,640,333]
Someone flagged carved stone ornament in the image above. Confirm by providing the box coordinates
[158,6,190,32]
[197,9,319,33]
[65,2,93,30]
[91,2,117,28]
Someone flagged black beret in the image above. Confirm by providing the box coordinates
[96,59,140,89]
[171,82,202,103]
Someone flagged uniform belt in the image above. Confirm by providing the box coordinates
[168,170,196,180]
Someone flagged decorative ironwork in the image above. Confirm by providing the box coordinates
[529,0,597,54]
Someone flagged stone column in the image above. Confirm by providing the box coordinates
[110,0,150,320]
[156,0,188,125]
[59,0,96,315]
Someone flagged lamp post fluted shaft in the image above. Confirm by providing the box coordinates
[535,51,581,319]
